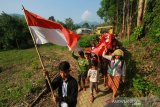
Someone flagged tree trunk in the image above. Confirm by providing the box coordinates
[137,0,144,26]
[126,0,130,40]
[142,0,148,27]
[143,0,148,17]
[16,39,19,49]
[127,0,133,40]
[121,0,126,38]
[128,0,133,41]
[115,0,119,34]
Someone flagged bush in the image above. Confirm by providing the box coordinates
[0,12,31,50]
[133,74,150,96]
[133,74,160,96]
[154,28,160,42]
[144,0,160,42]
[130,26,143,41]
[78,35,97,47]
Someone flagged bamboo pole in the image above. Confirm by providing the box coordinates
[22,6,56,106]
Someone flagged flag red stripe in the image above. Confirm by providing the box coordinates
[23,8,80,49]
[24,9,62,29]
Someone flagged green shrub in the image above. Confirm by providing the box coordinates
[133,74,147,95]
[144,0,160,42]
[130,26,143,41]
[78,35,97,47]
[133,74,160,96]
[154,28,160,42]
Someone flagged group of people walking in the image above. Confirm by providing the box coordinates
[44,34,126,107]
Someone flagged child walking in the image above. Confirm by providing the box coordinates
[72,50,89,91]
[87,61,99,103]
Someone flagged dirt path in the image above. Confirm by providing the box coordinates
[25,50,112,107]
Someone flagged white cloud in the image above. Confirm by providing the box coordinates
[81,10,92,21]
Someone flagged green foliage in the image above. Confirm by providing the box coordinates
[78,35,97,47]
[56,20,67,28]
[20,70,32,78]
[133,74,160,96]
[130,26,143,41]
[64,18,75,30]
[121,26,143,47]
[48,16,55,21]
[7,86,23,100]
[31,60,39,70]
[144,0,160,42]
[23,82,33,93]
[6,82,33,100]
[133,74,149,95]
[154,28,160,42]
[0,12,31,50]
[82,22,90,28]
[97,0,116,23]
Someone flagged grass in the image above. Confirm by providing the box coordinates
[120,36,160,97]
[0,44,68,106]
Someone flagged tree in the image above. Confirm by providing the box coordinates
[0,12,31,50]
[115,0,119,33]
[48,16,55,21]
[64,18,75,30]
[82,22,90,28]
[97,0,116,23]
[56,20,66,28]
[137,0,144,26]
[121,0,127,38]
[144,0,160,42]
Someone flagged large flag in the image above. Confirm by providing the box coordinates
[23,8,80,50]
[91,33,113,56]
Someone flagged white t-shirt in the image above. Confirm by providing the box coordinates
[87,69,99,82]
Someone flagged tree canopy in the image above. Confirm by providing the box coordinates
[97,0,160,42]
[0,12,31,50]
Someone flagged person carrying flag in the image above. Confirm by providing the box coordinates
[44,61,78,107]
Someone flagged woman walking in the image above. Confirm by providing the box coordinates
[102,48,126,99]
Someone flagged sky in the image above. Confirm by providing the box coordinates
[0,0,103,24]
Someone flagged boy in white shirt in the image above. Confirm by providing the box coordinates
[87,61,99,102]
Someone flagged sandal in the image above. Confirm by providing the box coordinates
[83,87,86,91]
[78,87,82,92]
[90,96,94,103]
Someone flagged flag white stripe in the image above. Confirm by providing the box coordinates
[29,26,68,46]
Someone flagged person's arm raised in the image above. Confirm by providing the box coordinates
[102,47,112,60]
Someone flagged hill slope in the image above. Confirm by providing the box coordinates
[122,37,160,97]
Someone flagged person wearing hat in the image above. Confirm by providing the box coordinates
[44,61,78,107]
[102,47,126,99]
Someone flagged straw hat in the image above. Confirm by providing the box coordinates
[112,49,124,56]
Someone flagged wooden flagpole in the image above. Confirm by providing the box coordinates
[22,6,56,106]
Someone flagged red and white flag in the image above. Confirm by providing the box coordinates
[91,33,113,56]
[23,8,80,50]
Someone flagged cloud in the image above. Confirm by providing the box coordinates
[81,10,92,21]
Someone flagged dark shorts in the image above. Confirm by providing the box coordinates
[99,62,108,76]
[100,68,108,76]
[78,71,87,82]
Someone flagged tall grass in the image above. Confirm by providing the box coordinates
[0,44,67,106]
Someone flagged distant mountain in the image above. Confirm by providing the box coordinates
[78,21,99,26]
